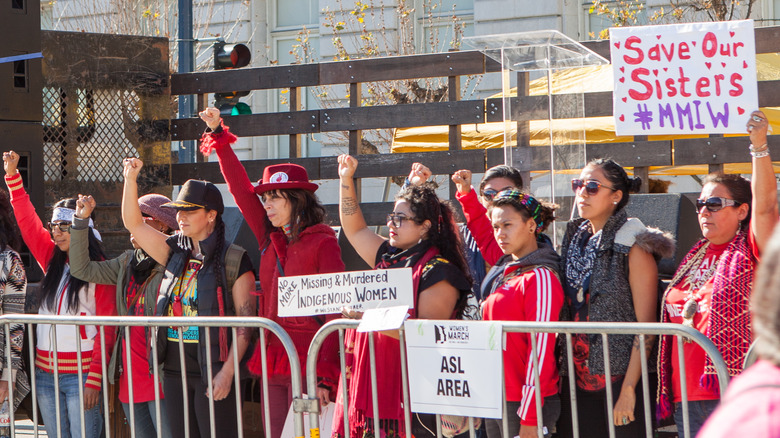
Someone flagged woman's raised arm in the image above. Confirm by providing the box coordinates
[338,154,385,267]
[747,110,778,253]
[121,158,170,265]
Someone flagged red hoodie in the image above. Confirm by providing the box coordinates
[5,173,116,390]
[481,264,563,426]
[202,126,344,386]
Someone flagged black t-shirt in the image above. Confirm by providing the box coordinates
[164,252,254,375]
[375,241,471,300]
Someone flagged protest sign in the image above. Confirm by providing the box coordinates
[611,20,757,135]
[277,268,414,317]
[404,320,503,419]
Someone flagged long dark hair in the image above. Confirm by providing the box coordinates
[40,198,107,313]
[396,184,471,281]
[0,189,21,252]
[211,213,228,294]
[261,188,327,242]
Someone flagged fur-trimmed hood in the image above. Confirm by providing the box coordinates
[635,227,676,260]
[614,217,676,260]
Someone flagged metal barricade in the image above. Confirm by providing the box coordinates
[306,320,731,438]
[0,314,305,438]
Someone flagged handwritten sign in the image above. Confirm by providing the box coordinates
[611,20,757,135]
[405,320,503,419]
[277,268,414,317]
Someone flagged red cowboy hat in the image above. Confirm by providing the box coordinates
[253,163,319,194]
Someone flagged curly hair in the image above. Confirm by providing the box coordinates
[395,183,471,281]
[0,189,20,252]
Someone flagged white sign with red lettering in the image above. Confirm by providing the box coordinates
[611,20,757,135]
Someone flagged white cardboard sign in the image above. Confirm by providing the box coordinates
[404,320,503,419]
[611,20,757,135]
[277,268,414,317]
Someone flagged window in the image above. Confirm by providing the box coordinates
[277,0,319,28]
[11,0,25,12]
[271,0,322,158]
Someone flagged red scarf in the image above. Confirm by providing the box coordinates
[333,244,439,438]
[657,231,755,418]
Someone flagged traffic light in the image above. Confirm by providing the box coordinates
[213,41,252,116]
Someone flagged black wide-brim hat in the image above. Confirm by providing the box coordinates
[254,163,319,195]
[161,179,224,215]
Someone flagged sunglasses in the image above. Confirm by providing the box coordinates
[481,186,515,202]
[696,197,742,213]
[386,213,416,228]
[47,222,72,233]
[572,179,616,196]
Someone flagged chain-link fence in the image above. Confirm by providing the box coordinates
[42,87,140,183]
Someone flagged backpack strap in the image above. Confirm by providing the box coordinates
[225,243,245,293]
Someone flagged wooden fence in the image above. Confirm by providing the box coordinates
[169,26,780,225]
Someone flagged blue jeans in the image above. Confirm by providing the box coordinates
[674,399,719,438]
[121,400,172,438]
[35,368,103,438]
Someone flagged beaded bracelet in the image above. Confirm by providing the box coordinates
[749,143,768,153]
[751,149,770,159]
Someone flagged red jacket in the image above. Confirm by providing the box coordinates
[456,189,503,265]
[481,264,563,426]
[5,173,116,390]
[204,126,345,385]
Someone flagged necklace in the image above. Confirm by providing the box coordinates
[670,241,721,329]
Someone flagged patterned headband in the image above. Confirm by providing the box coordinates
[52,207,100,240]
[492,189,545,233]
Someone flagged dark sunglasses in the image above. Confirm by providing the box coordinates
[386,213,416,228]
[696,197,742,213]
[47,222,72,233]
[481,189,499,201]
[481,186,515,202]
[572,179,616,196]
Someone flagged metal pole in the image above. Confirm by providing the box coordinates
[178,0,195,163]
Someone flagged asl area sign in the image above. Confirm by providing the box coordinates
[611,20,757,135]
[404,320,503,419]
[277,268,414,317]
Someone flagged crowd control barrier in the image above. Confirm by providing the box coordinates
[305,320,730,438]
[0,314,304,438]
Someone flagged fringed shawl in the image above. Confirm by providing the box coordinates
[657,231,755,419]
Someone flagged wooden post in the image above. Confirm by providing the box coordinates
[708,134,724,175]
[289,86,302,158]
[633,135,649,193]
[196,93,208,163]
[349,82,362,198]
[448,66,462,202]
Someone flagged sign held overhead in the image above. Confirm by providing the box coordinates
[611,20,758,136]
